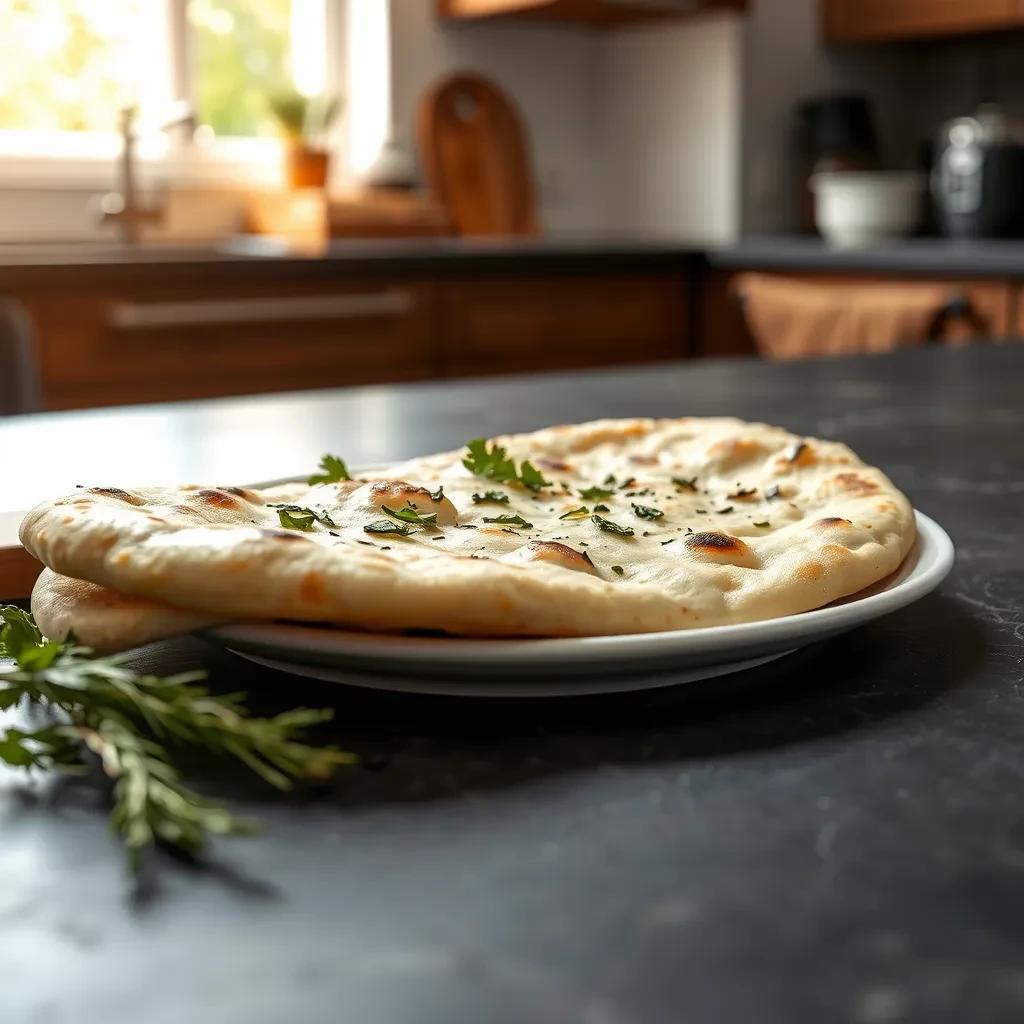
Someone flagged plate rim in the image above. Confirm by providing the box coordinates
[206,509,954,666]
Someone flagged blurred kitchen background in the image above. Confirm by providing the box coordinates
[3,0,1024,414]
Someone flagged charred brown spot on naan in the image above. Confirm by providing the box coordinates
[684,531,759,568]
[628,454,658,466]
[364,480,458,525]
[258,528,311,542]
[219,485,258,501]
[507,540,598,575]
[196,488,242,509]
[537,458,572,472]
[816,517,854,529]
[87,487,145,506]
[829,472,880,496]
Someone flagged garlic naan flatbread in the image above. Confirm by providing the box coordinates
[21,418,915,650]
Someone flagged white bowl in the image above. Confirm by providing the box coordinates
[810,171,925,248]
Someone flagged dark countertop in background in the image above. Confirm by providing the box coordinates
[3,344,1023,1023]
[5,233,1024,281]
[706,236,1024,277]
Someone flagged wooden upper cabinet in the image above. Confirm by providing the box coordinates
[823,0,1024,43]
[437,0,747,28]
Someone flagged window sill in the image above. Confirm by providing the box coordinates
[0,142,290,192]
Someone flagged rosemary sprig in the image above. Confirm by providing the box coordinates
[0,606,353,870]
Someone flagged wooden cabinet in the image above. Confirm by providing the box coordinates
[6,266,689,411]
[438,274,686,377]
[823,0,1024,43]
[437,0,747,28]
[21,278,438,410]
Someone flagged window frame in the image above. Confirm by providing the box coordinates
[0,0,349,190]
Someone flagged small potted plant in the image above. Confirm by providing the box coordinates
[268,90,343,190]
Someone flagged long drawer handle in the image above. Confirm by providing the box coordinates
[109,290,414,329]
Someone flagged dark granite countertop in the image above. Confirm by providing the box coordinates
[0,234,704,284]
[5,233,1024,282]
[706,236,1024,277]
[3,344,1023,1023]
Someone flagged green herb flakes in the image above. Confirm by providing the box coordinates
[579,485,615,501]
[631,503,664,520]
[559,506,590,521]
[483,513,534,529]
[381,503,438,528]
[271,504,337,531]
[592,515,634,536]
[472,491,510,504]
[364,520,414,537]
[611,565,625,576]
[307,454,351,485]
[462,438,551,492]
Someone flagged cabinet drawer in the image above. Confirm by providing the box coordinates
[439,273,686,377]
[31,280,437,408]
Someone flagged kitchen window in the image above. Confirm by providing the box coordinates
[0,0,384,185]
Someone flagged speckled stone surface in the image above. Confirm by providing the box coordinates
[3,344,1023,1023]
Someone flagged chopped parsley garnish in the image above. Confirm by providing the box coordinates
[716,506,734,514]
[593,503,610,513]
[765,484,782,501]
[728,487,757,499]
[364,520,414,537]
[753,521,771,528]
[270,504,337,530]
[462,438,551,492]
[429,486,444,502]
[472,490,510,504]
[579,485,614,501]
[592,515,634,536]
[631,503,664,520]
[672,476,698,491]
[696,508,709,514]
[559,506,590,521]
[618,477,636,490]
[307,454,351,485]
[483,513,534,529]
[603,474,617,486]
[611,565,625,576]
[381,503,438,528]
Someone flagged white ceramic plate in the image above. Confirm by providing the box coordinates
[205,510,954,697]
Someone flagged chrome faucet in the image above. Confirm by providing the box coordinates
[98,104,195,244]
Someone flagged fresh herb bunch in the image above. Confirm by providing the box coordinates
[0,607,353,870]
[462,439,551,492]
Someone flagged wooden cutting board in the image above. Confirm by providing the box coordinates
[417,72,539,237]
[0,510,41,601]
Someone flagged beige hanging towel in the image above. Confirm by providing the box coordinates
[734,273,982,360]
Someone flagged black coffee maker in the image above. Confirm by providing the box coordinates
[932,105,1024,238]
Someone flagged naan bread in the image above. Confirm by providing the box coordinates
[31,568,224,652]
[21,418,915,646]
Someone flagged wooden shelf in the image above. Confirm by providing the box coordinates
[822,0,1024,44]
[437,0,747,28]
